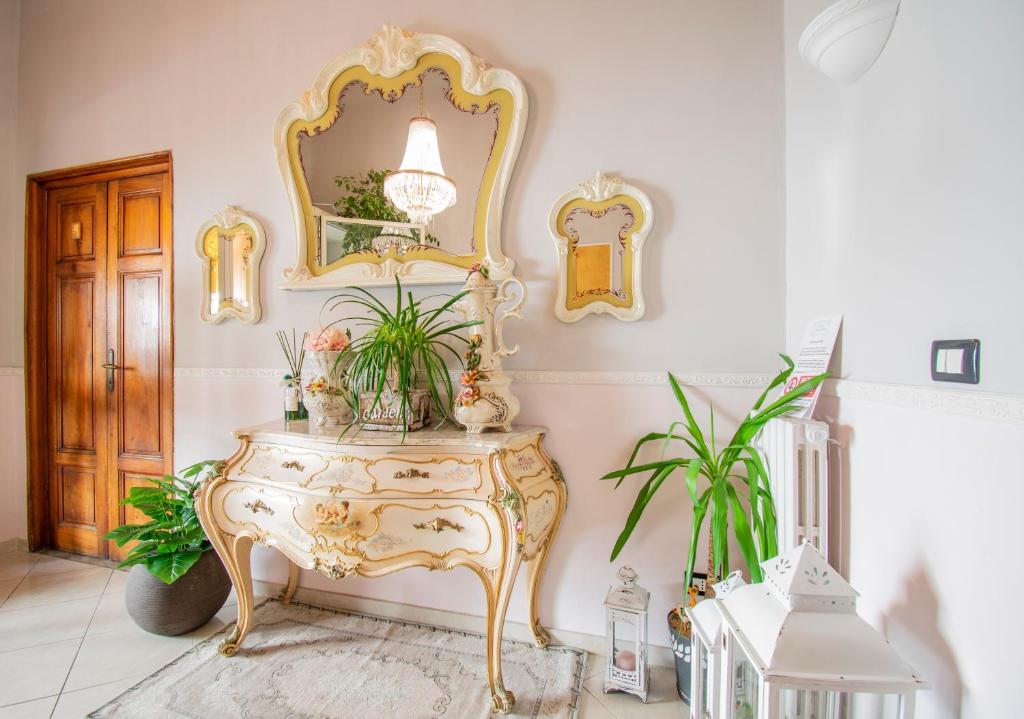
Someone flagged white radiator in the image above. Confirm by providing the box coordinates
[753,416,830,559]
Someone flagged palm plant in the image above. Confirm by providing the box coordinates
[602,356,828,594]
[103,460,224,584]
[324,278,480,431]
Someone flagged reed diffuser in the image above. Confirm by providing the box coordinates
[276,329,309,421]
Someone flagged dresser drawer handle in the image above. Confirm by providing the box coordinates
[394,468,430,479]
[243,499,274,515]
[413,517,464,533]
[281,460,305,471]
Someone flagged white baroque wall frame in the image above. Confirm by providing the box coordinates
[274,23,528,289]
[195,206,266,324]
[549,172,654,322]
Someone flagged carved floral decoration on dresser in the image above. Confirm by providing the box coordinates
[313,556,356,580]
[497,484,525,551]
[455,264,489,410]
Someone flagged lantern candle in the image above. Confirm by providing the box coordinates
[614,650,637,672]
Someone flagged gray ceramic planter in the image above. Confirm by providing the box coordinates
[125,550,231,636]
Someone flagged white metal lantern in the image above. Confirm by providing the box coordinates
[711,542,926,719]
[604,566,650,702]
[686,571,747,719]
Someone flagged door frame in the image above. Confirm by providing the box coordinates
[24,151,174,551]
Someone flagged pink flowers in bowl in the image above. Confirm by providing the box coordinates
[304,326,349,352]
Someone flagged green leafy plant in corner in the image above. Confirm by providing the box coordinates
[602,356,828,596]
[324,277,481,435]
[103,460,224,584]
[333,169,439,254]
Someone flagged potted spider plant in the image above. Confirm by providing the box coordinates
[601,356,828,702]
[103,460,231,636]
[324,278,480,433]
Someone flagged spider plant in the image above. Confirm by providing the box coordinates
[323,277,481,432]
[602,356,828,594]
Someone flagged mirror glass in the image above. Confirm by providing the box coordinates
[299,68,498,267]
[564,204,635,302]
[201,224,255,316]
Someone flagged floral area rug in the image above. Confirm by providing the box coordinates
[91,599,586,718]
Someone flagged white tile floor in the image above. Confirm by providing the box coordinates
[0,550,687,718]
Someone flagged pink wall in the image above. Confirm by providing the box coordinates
[3,0,787,646]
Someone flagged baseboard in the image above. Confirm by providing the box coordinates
[0,537,29,553]
[253,580,676,668]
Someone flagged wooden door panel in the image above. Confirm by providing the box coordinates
[55,275,97,452]
[118,271,163,458]
[117,177,164,256]
[107,172,173,561]
[46,182,109,557]
[58,201,96,261]
[57,467,97,527]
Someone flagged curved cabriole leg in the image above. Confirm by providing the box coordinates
[526,463,567,648]
[278,559,300,605]
[216,534,255,657]
[483,555,521,714]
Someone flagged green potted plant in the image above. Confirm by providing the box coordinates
[325,278,480,433]
[601,356,828,701]
[103,460,231,636]
[333,169,439,254]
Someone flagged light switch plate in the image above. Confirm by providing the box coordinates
[931,339,980,384]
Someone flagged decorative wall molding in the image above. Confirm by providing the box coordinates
[0,367,24,377]
[172,367,773,388]
[174,367,282,379]
[826,379,1024,425]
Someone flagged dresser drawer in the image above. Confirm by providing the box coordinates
[234,442,489,499]
[212,481,502,571]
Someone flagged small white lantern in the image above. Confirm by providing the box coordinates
[686,571,747,719]
[604,566,650,702]
[712,542,926,719]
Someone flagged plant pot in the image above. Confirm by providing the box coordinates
[668,608,693,703]
[125,550,231,636]
[358,388,431,432]
[305,391,353,428]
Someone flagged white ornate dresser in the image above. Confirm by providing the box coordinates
[195,420,566,713]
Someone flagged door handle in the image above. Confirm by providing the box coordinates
[102,349,120,391]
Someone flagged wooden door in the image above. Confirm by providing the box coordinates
[105,174,174,560]
[46,182,112,556]
[29,154,173,559]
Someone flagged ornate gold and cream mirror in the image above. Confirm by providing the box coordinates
[549,172,654,322]
[275,24,528,288]
[196,206,266,324]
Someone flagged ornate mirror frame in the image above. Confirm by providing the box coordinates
[275,24,528,289]
[195,206,266,324]
[549,172,654,322]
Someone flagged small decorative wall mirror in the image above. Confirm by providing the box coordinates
[275,23,527,288]
[196,206,266,324]
[549,172,653,322]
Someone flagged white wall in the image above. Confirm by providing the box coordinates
[0,0,23,541]
[1,0,788,647]
[785,1,1024,716]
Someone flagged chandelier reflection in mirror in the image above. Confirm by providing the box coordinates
[384,92,458,225]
